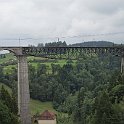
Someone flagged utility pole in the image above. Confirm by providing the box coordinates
[58,37,59,42]
[19,38,21,47]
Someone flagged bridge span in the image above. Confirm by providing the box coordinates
[0,46,124,124]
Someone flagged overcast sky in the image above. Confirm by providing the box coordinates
[0,0,124,46]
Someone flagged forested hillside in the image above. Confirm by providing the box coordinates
[37,40,115,47]
[0,41,124,124]
[69,41,114,47]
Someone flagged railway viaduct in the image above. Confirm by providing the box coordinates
[0,46,124,124]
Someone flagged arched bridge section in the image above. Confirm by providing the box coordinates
[0,47,23,55]
[0,46,124,124]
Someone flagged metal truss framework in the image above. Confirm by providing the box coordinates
[22,46,124,59]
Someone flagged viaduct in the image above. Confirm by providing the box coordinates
[0,46,124,124]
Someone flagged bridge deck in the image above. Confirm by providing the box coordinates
[0,46,124,58]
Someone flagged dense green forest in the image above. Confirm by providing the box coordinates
[0,41,124,124]
[0,84,19,124]
[69,41,115,47]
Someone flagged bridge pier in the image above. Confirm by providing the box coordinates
[121,55,124,74]
[17,55,31,124]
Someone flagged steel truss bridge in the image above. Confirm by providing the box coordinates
[23,46,124,58]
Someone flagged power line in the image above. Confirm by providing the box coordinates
[0,31,124,41]
[60,31,124,38]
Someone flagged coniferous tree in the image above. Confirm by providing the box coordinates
[93,91,113,124]
[0,86,19,124]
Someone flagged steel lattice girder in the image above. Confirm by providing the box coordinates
[22,46,124,59]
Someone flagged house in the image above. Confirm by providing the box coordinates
[37,110,56,124]
[0,54,5,59]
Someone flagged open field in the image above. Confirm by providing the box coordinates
[30,99,56,115]
[0,53,16,64]
[0,53,76,74]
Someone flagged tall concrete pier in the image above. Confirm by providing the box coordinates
[18,55,31,124]
[121,55,124,74]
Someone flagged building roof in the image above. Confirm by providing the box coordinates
[39,110,56,120]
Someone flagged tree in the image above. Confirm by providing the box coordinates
[110,85,124,103]
[0,85,18,115]
[93,91,113,124]
[37,64,47,75]
[51,64,60,74]
[0,66,4,82]
[1,85,12,110]
[11,92,18,115]
[72,87,86,124]
[37,43,44,47]
[0,101,19,124]
[0,101,13,124]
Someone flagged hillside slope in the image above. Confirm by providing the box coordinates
[69,41,114,47]
[0,83,55,116]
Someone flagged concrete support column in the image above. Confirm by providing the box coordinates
[121,56,124,74]
[17,55,31,124]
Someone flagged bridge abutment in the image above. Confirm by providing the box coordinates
[17,55,31,124]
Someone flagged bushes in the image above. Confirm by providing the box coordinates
[0,86,19,124]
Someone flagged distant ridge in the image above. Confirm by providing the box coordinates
[69,41,115,47]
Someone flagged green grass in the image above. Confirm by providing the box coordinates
[0,53,16,64]
[30,99,56,115]
[0,83,12,94]
[1,53,77,74]
[3,65,16,74]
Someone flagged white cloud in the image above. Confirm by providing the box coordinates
[0,0,124,46]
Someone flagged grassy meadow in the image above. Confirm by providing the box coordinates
[30,99,56,115]
[0,53,76,74]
